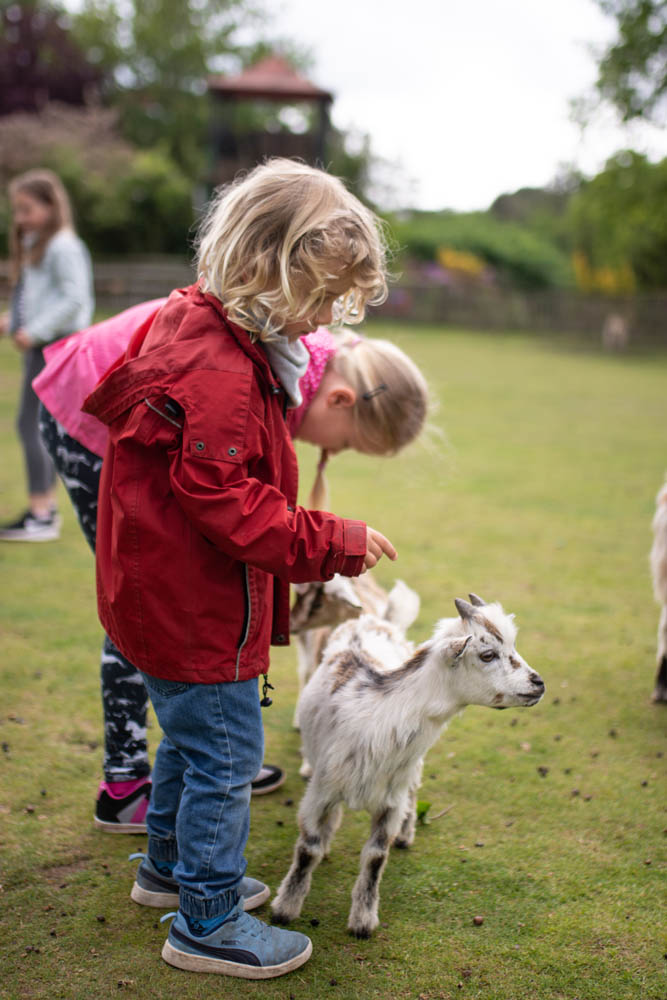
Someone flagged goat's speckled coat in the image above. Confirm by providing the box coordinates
[289,575,419,728]
[272,596,545,938]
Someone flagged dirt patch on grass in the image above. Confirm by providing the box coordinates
[40,856,92,886]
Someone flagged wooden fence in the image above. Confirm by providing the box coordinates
[1,257,665,345]
[373,283,667,346]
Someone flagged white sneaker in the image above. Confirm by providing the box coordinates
[0,509,61,542]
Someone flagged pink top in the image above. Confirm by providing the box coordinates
[33,303,338,457]
[33,298,166,457]
[287,327,339,434]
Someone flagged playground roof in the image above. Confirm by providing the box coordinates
[208,55,333,103]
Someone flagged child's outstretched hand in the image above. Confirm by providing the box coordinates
[363,527,397,572]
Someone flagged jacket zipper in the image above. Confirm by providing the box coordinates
[235,564,251,680]
[235,382,281,677]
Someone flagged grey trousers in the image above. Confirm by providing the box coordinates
[17,347,56,495]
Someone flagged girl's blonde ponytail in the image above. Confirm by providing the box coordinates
[307,450,330,510]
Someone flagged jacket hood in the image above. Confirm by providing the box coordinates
[83,285,281,427]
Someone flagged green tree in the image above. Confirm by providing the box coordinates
[389,210,574,290]
[70,0,264,176]
[0,0,101,115]
[0,102,194,255]
[593,0,667,123]
[568,150,667,288]
[489,173,582,256]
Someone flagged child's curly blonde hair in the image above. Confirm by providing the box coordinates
[196,158,388,340]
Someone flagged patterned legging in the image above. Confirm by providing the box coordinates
[39,406,150,781]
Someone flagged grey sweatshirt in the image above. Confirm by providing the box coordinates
[13,229,94,346]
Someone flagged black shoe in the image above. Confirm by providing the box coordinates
[251,764,285,796]
[0,509,60,542]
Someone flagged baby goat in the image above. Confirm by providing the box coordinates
[272,594,545,939]
[290,574,420,728]
[650,480,667,703]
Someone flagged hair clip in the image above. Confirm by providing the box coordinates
[362,383,388,401]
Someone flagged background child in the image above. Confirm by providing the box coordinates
[33,308,429,829]
[82,158,397,979]
[0,169,93,542]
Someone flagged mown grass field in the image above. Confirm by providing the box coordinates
[0,324,665,1000]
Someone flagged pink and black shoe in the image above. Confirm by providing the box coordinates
[94,778,151,833]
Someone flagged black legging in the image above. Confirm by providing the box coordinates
[39,406,151,781]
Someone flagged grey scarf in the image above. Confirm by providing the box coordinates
[261,336,309,409]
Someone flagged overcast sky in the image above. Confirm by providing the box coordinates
[274,0,667,211]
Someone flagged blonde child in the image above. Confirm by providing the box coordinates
[82,159,401,979]
[34,310,428,828]
[289,325,428,508]
[0,169,93,541]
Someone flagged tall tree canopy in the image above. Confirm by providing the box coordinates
[0,1,101,115]
[69,0,265,175]
[594,0,667,123]
[568,150,667,289]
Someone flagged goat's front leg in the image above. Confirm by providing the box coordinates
[653,605,667,703]
[293,635,310,729]
[394,783,418,849]
[348,805,402,938]
[393,761,422,849]
[271,788,342,924]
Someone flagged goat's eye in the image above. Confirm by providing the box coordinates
[480,650,498,662]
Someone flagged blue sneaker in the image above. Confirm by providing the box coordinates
[161,904,312,979]
[129,854,270,911]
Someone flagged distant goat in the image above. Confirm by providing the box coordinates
[650,480,667,703]
[272,594,545,938]
[289,574,420,728]
[601,313,629,351]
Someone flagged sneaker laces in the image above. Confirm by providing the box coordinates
[129,851,174,877]
[236,908,271,941]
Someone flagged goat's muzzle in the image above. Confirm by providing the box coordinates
[519,672,545,704]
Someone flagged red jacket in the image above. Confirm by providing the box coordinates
[83,285,367,684]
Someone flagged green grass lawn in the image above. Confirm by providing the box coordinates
[0,324,665,1000]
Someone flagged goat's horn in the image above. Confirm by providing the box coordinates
[455,598,477,620]
[468,593,486,607]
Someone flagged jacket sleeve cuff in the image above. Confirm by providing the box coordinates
[323,519,366,579]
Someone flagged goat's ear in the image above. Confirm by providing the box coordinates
[323,575,363,610]
[289,582,322,633]
[450,634,472,660]
[468,592,486,607]
[455,598,477,621]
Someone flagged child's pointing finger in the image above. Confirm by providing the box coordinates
[363,527,398,571]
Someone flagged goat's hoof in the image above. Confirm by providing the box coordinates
[348,924,372,939]
[393,837,411,850]
[270,909,292,926]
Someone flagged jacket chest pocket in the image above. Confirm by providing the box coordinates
[181,371,253,466]
[121,399,180,449]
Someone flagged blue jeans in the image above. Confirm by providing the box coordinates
[141,673,264,920]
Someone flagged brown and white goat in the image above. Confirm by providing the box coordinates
[272,594,545,939]
[289,574,420,728]
[650,480,667,703]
